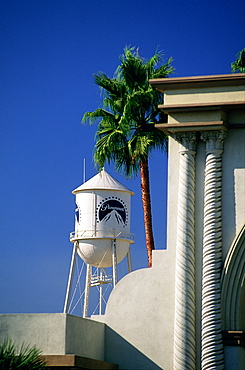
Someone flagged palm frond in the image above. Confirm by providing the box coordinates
[119,48,147,91]
[0,339,46,369]
[152,57,174,78]
[145,52,163,78]
[95,73,126,99]
[82,108,115,124]
[231,48,245,73]
[94,124,127,169]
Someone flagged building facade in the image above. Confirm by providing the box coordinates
[0,74,244,369]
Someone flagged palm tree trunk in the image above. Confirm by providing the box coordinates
[140,158,155,267]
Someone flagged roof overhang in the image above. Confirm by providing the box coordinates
[149,73,245,91]
[149,74,245,133]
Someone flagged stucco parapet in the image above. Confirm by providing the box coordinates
[0,313,105,360]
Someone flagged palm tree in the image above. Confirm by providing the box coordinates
[0,339,46,369]
[83,47,174,267]
[231,47,245,73]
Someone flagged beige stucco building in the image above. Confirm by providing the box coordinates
[0,74,244,369]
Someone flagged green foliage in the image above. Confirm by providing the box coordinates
[0,339,46,370]
[82,46,174,177]
[231,48,245,73]
[82,46,174,264]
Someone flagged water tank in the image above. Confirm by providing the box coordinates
[70,169,134,268]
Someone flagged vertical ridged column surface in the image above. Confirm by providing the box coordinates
[173,132,197,370]
[201,131,226,370]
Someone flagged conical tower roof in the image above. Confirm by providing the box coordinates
[72,169,134,195]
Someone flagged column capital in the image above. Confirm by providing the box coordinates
[200,130,227,154]
[172,132,197,154]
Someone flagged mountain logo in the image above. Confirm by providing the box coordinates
[75,206,79,223]
[97,197,127,226]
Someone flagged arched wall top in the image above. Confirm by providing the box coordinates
[221,224,245,331]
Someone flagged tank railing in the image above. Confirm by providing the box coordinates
[70,229,134,242]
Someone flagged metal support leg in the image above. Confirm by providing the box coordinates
[126,247,132,273]
[63,242,78,313]
[83,264,92,318]
[112,239,118,288]
[99,269,103,315]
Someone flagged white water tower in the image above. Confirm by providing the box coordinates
[64,169,134,317]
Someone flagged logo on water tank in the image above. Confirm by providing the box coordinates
[96,197,128,226]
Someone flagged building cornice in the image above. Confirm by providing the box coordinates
[156,121,228,133]
[158,101,245,113]
[149,73,245,91]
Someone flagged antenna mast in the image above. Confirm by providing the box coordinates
[83,158,86,183]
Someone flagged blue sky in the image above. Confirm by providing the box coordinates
[1,0,244,314]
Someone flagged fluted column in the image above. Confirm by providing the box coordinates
[201,130,226,370]
[173,132,197,370]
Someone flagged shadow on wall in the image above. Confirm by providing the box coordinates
[105,326,162,370]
